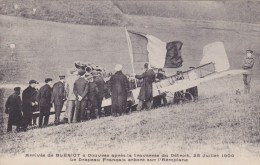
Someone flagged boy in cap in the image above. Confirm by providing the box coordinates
[37,78,53,127]
[22,80,39,129]
[242,50,255,94]
[52,75,66,125]
[5,87,23,132]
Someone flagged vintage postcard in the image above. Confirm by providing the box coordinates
[0,0,259,165]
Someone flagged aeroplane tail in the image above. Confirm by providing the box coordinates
[200,41,230,72]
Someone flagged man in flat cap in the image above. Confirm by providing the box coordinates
[22,80,38,129]
[110,64,129,116]
[135,63,156,111]
[242,50,255,94]
[52,75,66,125]
[5,87,23,132]
[73,70,89,122]
[37,78,53,127]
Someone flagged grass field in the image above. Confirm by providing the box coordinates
[1,76,260,162]
[1,1,260,26]
[113,1,260,24]
[0,2,260,163]
[0,0,128,26]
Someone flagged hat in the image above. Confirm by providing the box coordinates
[85,66,92,73]
[45,78,53,83]
[78,70,86,76]
[246,50,253,54]
[144,63,149,69]
[86,74,94,80]
[59,75,66,79]
[92,70,99,76]
[74,61,81,69]
[68,68,77,74]
[158,68,165,72]
[115,64,123,71]
[85,72,91,77]
[29,80,38,84]
[14,87,21,92]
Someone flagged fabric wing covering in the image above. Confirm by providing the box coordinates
[128,30,183,68]
[200,41,230,72]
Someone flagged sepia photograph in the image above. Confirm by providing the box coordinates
[0,0,259,164]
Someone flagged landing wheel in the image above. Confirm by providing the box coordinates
[182,92,194,104]
[171,91,194,104]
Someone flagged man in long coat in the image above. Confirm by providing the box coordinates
[52,75,66,125]
[36,78,53,128]
[5,87,23,132]
[110,64,129,116]
[73,70,89,122]
[22,80,38,129]
[135,63,156,111]
[65,69,78,123]
[93,71,106,118]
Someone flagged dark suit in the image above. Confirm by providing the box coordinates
[5,93,23,132]
[52,81,66,124]
[94,76,106,117]
[73,77,89,121]
[88,82,99,119]
[22,86,37,127]
[135,69,156,110]
[36,84,52,127]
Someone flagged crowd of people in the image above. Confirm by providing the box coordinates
[4,49,254,133]
[5,62,170,132]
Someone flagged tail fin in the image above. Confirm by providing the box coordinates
[200,41,230,72]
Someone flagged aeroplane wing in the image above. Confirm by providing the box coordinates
[158,69,247,94]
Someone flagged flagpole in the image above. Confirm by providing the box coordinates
[124,27,138,88]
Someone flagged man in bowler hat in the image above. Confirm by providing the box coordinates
[22,80,38,129]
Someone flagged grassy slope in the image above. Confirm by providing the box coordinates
[0,0,128,26]
[1,1,260,26]
[1,77,260,157]
[113,1,260,24]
